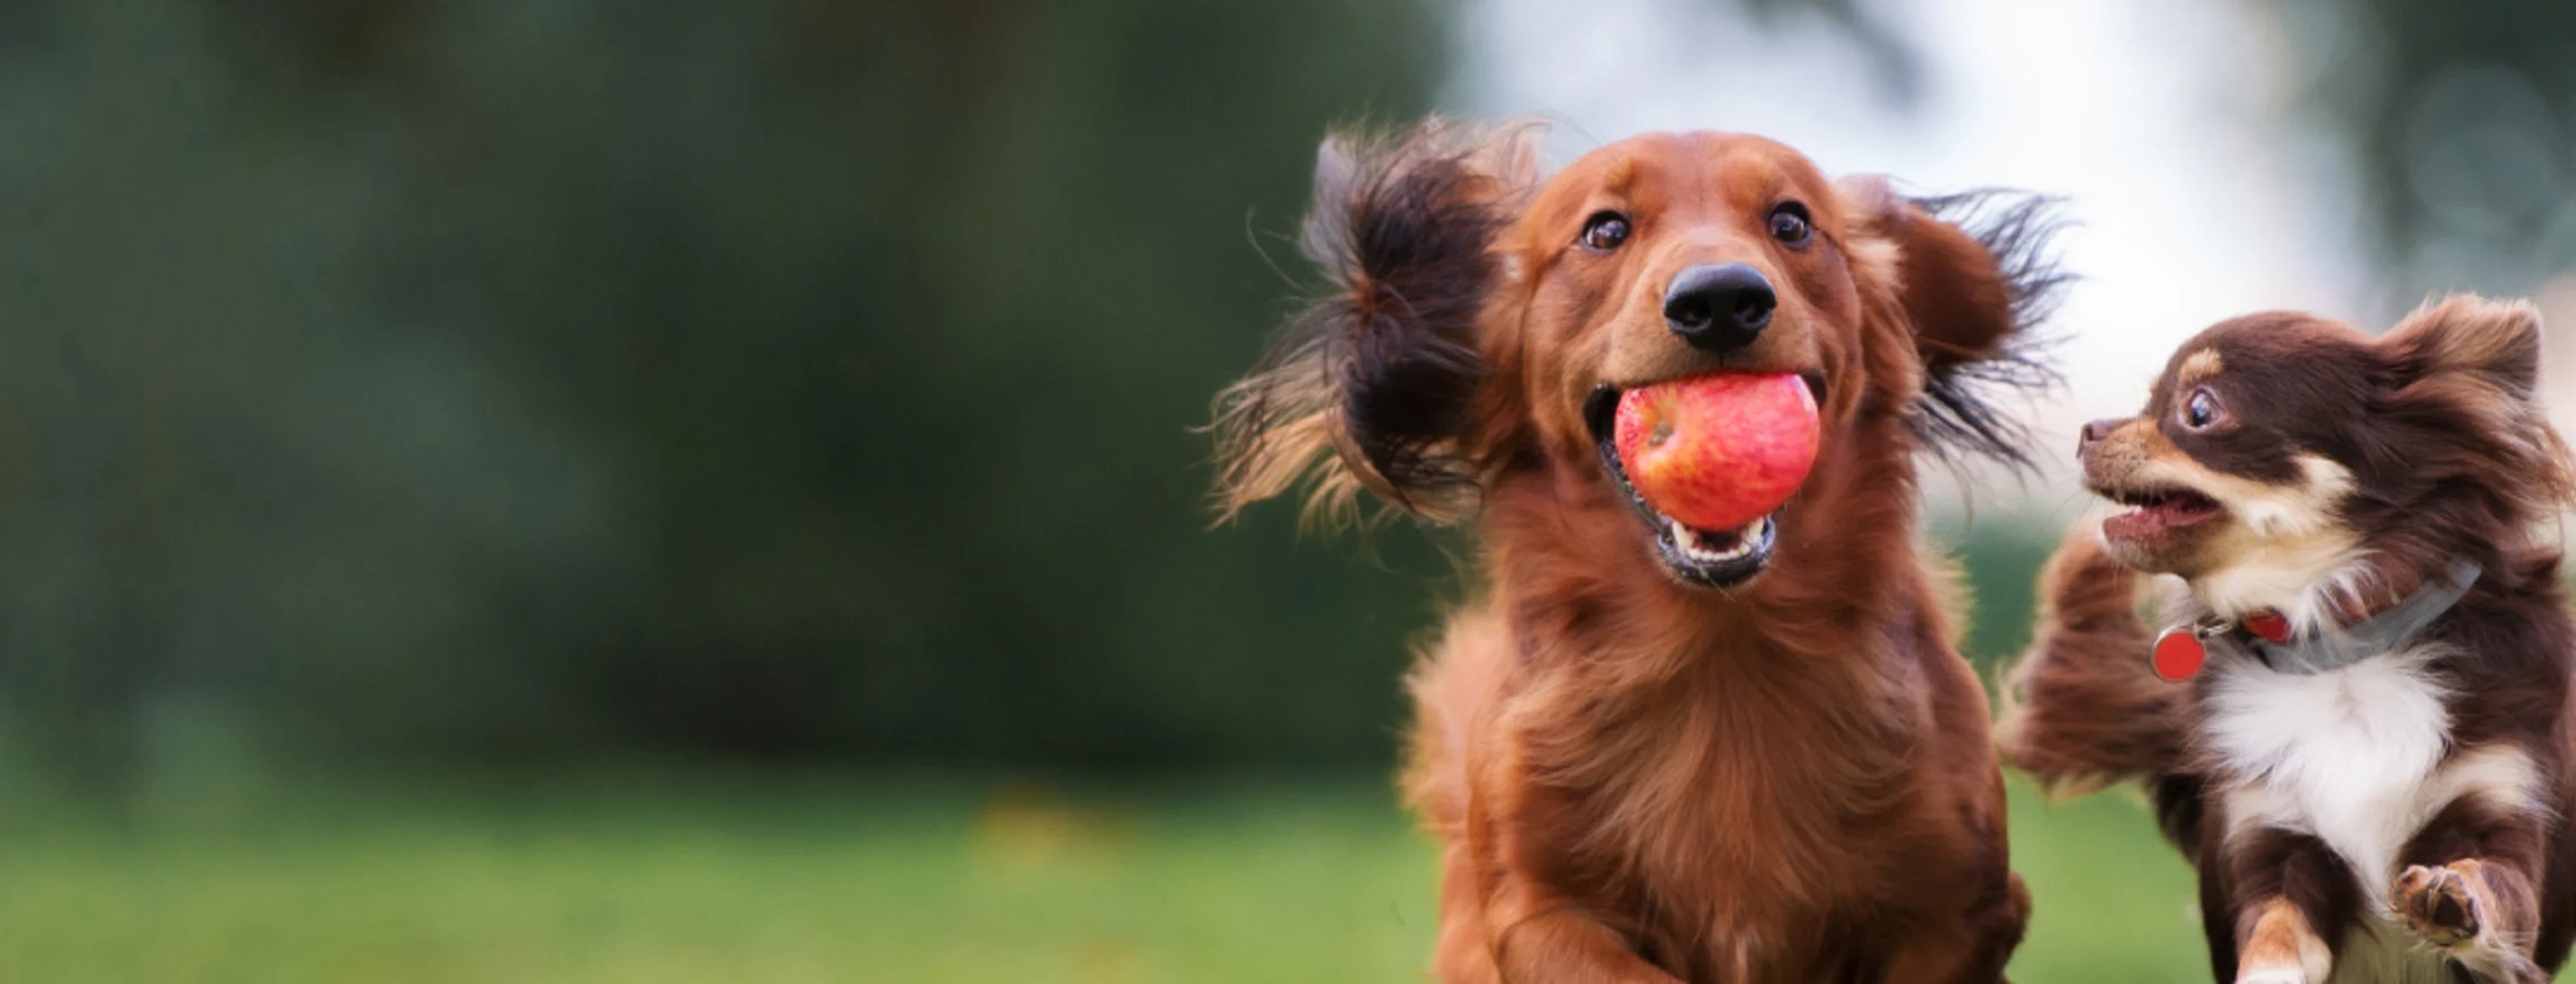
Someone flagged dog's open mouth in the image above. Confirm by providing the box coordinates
[2097,483,2225,542]
[1584,385,1780,588]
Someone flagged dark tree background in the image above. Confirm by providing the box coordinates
[0,0,1455,786]
[0,0,2557,791]
[2274,0,2576,301]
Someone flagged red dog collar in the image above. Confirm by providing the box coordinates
[2149,561,2479,681]
[2150,609,2291,681]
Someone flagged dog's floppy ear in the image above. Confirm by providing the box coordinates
[2383,294,2544,396]
[1210,119,1539,528]
[1838,176,2066,467]
[2376,294,2576,515]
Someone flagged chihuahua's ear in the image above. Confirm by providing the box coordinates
[2383,294,2543,397]
[1210,119,1540,528]
[2378,294,2576,515]
[1838,176,2067,467]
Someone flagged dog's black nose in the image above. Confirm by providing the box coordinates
[1664,264,1775,351]
[2077,418,2122,456]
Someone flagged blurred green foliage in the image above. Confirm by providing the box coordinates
[2,0,2565,790]
[0,0,1461,783]
[2280,0,2576,298]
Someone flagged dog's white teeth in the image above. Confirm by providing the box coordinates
[1671,515,1765,562]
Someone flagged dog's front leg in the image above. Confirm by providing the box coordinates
[2390,861,2543,983]
[1881,870,2030,984]
[1485,892,1681,984]
[2392,790,2552,984]
[2220,828,2345,984]
[2230,896,2333,984]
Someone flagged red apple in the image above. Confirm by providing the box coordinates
[1613,372,1820,531]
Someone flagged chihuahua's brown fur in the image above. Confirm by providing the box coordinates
[2001,298,2576,983]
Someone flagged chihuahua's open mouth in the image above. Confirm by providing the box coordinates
[2097,483,2224,541]
[1583,385,1779,588]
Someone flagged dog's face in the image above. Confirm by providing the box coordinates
[1510,134,1867,584]
[2081,299,2571,620]
[1214,122,2057,589]
[2078,314,2378,607]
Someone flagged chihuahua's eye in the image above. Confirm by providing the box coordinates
[1578,211,1631,253]
[1768,202,1813,246]
[2184,388,2222,430]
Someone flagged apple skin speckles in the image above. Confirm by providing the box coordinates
[1613,372,1820,533]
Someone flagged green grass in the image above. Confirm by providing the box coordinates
[0,774,2222,983]
[2005,783,2207,983]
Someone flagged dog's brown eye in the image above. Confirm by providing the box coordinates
[2184,388,2222,430]
[1578,211,1631,253]
[1768,202,1813,246]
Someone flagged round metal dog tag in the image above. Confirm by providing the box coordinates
[2151,627,2206,682]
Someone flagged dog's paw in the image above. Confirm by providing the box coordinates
[2392,863,2482,948]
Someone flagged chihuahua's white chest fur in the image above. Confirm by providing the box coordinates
[2205,644,2453,891]
[2203,644,2541,982]
[2207,646,2449,983]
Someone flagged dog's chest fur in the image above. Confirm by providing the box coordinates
[2201,643,2496,982]
[2203,643,2454,891]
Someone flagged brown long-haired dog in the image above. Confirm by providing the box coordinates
[2000,298,2576,983]
[1213,120,2063,982]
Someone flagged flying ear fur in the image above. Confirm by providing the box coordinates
[1839,176,2068,469]
[2384,294,2543,395]
[2379,294,2576,515]
[1210,118,1539,528]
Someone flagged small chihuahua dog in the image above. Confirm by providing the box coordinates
[2000,297,2576,983]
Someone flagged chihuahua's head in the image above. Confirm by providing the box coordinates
[2078,297,2575,624]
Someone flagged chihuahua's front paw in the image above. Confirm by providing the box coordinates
[2393,863,2481,948]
